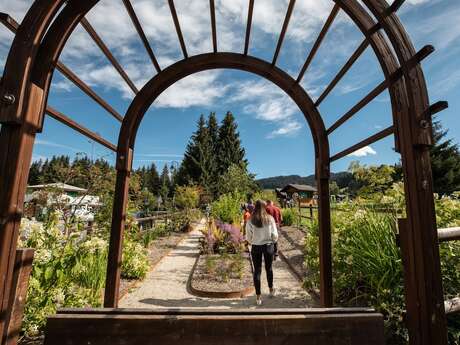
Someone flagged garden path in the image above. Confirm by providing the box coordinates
[119,229,316,309]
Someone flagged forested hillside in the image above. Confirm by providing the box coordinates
[257,172,353,190]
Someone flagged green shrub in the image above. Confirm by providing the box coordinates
[282,208,297,226]
[175,185,200,209]
[19,219,106,337]
[121,239,150,279]
[211,193,243,224]
[303,201,460,344]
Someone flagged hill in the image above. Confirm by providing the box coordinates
[256,172,353,190]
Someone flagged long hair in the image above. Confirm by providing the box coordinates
[251,200,271,228]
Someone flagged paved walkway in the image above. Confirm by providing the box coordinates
[120,230,316,309]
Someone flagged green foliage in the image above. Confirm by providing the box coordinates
[211,193,243,224]
[19,218,107,336]
[19,212,151,336]
[204,254,245,282]
[216,111,247,176]
[177,111,249,198]
[251,189,277,203]
[435,197,460,228]
[303,199,460,344]
[176,114,216,192]
[281,208,297,226]
[430,121,460,195]
[348,161,398,197]
[174,185,200,210]
[121,239,150,279]
[134,163,160,196]
[218,164,258,196]
[200,220,245,255]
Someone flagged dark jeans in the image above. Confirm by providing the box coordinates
[251,243,274,295]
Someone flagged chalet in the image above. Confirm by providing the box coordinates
[280,184,317,206]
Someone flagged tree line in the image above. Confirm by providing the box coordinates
[28,111,254,201]
[28,117,460,203]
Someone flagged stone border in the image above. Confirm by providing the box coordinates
[188,254,255,299]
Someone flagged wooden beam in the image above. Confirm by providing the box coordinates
[45,106,117,152]
[3,249,34,345]
[327,45,434,135]
[0,13,17,32]
[296,4,340,83]
[444,297,460,315]
[437,227,460,243]
[0,14,123,123]
[167,0,188,59]
[330,126,394,162]
[55,63,123,122]
[43,310,385,345]
[429,101,449,117]
[389,0,405,13]
[121,0,161,73]
[315,38,370,106]
[80,18,139,95]
[243,0,255,56]
[104,154,132,307]
[209,0,217,53]
[272,0,296,66]
[327,79,389,135]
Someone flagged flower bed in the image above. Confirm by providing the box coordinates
[190,253,254,298]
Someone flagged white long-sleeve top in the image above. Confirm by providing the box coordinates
[245,216,279,245]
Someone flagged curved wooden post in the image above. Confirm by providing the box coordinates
[316,158,333,307]
[0,83,44,344]
[104,149,132,308]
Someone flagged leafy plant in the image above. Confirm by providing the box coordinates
[211,193,243,224]
[200,219,245,254]
[282,208,297,226]
[303,199,460,344]
[121,239,150,279]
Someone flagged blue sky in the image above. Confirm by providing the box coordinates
[1,0,459,179]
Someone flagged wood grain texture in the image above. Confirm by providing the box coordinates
[44,310,385,345]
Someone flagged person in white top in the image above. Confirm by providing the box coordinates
[245,200,279,305]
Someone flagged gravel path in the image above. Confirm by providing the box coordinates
[120,230,316,309]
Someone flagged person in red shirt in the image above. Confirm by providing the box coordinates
[265,200,282,260]
[242,204,252,233]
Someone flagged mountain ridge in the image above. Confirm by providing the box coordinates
[256,172,353,189]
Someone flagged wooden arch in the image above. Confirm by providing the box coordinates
[0,1,449,344]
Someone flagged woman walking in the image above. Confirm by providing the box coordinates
[245,200,278,305]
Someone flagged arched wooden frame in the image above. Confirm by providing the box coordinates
[0,1,447,344]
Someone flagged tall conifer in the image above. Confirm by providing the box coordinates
[177,115,213,190]
[216,111,247,175]
[430,121,460,195]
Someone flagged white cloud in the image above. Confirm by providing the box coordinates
[51,79,74,92]
[34,139,81,152]
[229,79,303,138]
[155,71,228,108]
[266,121,302,138]
[348,145,377,157]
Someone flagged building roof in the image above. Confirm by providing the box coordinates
[281,184,317,193]
[27,183,87,193]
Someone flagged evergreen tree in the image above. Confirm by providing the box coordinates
[206,112,220,197]
[207,112,219,148]
[216,111,247,175]
[159,164,171,201]
[146,163,161,195]
[430,121,460,195]
[28,160,43,185]
[176,115,214,190]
